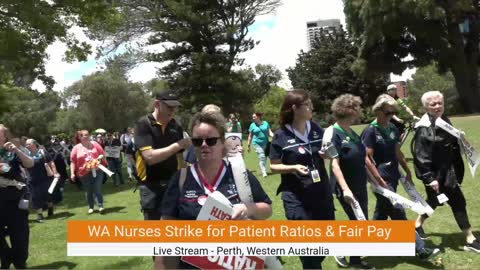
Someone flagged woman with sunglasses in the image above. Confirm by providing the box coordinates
[158,111,272,269]
[361,94,440,260]
[269,90,333,270]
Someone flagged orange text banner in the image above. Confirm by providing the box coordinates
[67,220,415,243]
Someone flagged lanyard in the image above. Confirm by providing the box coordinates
[333,123,360,143]
[287,125,317,171]
[194,162,225,194]
[371,120,396,141]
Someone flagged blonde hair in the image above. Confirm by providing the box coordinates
[372,94,398,112]
[331,94,363,120]
[0,124,12,142]
[421,91,444,107]
[201,104,222,114]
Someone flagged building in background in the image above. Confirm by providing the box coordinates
[391,81,409,98]
[306,19,342,50]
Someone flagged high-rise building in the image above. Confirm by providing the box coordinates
[306,19,342,49]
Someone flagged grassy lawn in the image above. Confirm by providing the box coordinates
[24,115,480,269]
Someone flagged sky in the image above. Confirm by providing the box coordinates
[31,0,414,92]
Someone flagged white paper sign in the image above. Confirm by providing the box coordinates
[435,117,480,176]
[104,146,121,158]
[350,198,366,221]
[197,191,234,221]
[399,174,434,216]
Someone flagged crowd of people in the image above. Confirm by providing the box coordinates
[1,84,479,269]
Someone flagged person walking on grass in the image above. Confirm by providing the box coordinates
[134,89,191,220]
[0,124,33,269]
[247,112,273,178]
[413,91,480,253]
[361,94,440,264]
[270,90,333,270]
[25,139,59,222]
[70,130,107,214]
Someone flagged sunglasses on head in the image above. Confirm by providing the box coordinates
[191,137,221,147]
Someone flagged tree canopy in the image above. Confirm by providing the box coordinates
[344,0,480,112]
[84,0,281,113]
[287,28,388,120]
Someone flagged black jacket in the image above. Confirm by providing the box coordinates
[413,114,464,187]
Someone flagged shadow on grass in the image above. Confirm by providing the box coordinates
[100,206,127,215]
[428,230,480,251]
[367,255,444,269]
[60,180,137,210]
[29,260,77,269]
[49,211,75,220]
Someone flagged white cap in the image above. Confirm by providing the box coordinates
[386,84,397,92]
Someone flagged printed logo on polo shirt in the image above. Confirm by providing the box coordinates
[313,131,319,139]
[376,135,383,141]
[298,146,306,154]
[390,132,396,140]
[287,139,296,144]
[185,190,198,199]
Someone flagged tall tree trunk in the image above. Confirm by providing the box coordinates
[446,4,480,113]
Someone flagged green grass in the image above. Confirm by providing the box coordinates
[23,115,480,269]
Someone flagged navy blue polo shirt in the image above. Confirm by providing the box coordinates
[270,121,330,196]
[160,161,271,220]
[361,120,401,184]
[329,124,367,195]
[28,150,53,186]
[0,149,25,201]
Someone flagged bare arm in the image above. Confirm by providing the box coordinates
[395,144,413,183]
[392,114,404,124]
[15,147,34,168]
[365,147,388,187]
[233,202,272,220]
[70,162,76,179]
[270,159,308,175]
[140,138,190,166]
[247,132,253,152]
[332,158,350,192]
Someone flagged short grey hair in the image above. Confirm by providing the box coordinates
[421,91,444,107]
[372,94,398,112]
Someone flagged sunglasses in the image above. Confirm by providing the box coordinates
[191,137,221,147]
[383,110,396,116]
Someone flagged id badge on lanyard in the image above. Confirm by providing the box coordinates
[296,136,321,183]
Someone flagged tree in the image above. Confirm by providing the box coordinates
[0,87,61,142]
[287,29,388,119]
[85,0,281,113]
[62,58,150,132]
[254,85,287,131]
[0,0,111,88]
[406,63,461,116]
[344,0,480,112]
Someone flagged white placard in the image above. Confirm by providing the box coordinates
[435,117,480,176]
[104,146,121,159]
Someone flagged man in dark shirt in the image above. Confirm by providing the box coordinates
[134,89,191,220]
